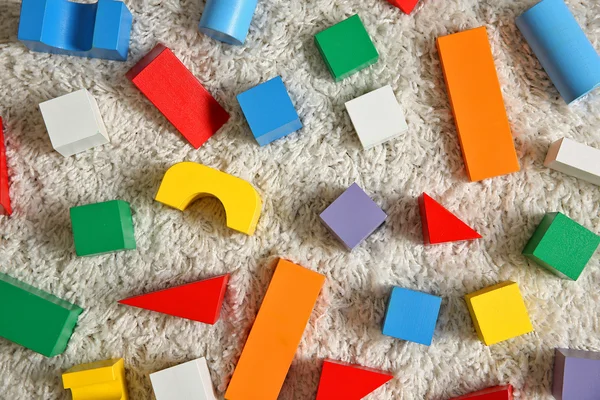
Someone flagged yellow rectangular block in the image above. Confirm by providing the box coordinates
[465,281,533,346]
[63,358,128,400]
[225,259,325,400]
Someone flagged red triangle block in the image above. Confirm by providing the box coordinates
[450,385,513,400]
[419,193,482,244]
[386,0,419,14]
[0,117,12,216]
[316,359,393,400]
[118,274,229,325]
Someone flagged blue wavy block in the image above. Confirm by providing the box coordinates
[198,0,258,45]
[18,0,133,61]
[516,0,600,104]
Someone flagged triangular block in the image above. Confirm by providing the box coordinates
[316,359,393,400]
[419,193,482,244]
[118,274,229,325]
[451,384,513,399]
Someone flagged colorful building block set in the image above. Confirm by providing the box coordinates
[1,0,600,398]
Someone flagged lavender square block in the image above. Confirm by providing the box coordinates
[553,348,600,400]
[319,183,387,250]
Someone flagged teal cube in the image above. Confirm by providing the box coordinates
[70,200,136,256]
[523,212,600,280]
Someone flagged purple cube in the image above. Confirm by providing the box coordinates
[553,348,600,400]
[319,183,387,250]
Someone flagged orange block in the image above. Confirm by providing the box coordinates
[437,27,520,182]
[225,259,325,400]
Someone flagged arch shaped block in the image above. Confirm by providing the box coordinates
[18,0,133,61]
[155,162,262,235]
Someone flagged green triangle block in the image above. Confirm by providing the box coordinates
[315,14,379,82]
[523,212,600,280]
[70,200,136,256]
[0,273,83,357]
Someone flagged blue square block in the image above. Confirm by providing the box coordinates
[236,76,302,146]
[382,287,442,346]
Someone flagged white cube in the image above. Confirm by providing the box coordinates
[345,85,408,149]
[39,89,109,157]
[150,357,217,400]
[544,137,600,186]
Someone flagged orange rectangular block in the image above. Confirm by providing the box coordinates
[437,27,520,182]
[225,259,325,400]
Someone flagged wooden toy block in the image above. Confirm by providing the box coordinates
[382,287,442,346]
[553,348,600,400]
[39,89,109,157]
[18,0,132,61]
[70,200,136,256]
[544,138,600,186]
[150,357,217,400]
[236,76,302,146]
[224,259,325,400]
[316,359,393,400]
[516,0,600,104]
[126,44,230,149]
[0,272,83,357]
[419,193,482,244]
[199,0,258,45]
[522,212,600,280]
[63,358,128,400]
[155,162,262,235]
[386,0,419,14]
[314,14,379,82]
[319,183,387,250]
[465,282,533,346]
[345,85,409,149]
[437,27,520,181]
[451,385,513,399]
[0,117,11,216]
[119,274,229,324]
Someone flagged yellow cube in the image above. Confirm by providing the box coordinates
[62,358,128,400]
[465,281,533,345]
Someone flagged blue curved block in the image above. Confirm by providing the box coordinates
[18,0,133,61]
[516,0,600,104]
[198,0,258,45]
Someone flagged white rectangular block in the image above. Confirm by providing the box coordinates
[39,89,109,157]
[544,137,600,186]
[150,357,217,400]
[345,85,408,149]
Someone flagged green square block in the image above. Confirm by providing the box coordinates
[70,200,136,256]
[314,14,379,81]
[0,272,83,357]
[522,212,600,280]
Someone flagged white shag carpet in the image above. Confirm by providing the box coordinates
[1,0,600,398]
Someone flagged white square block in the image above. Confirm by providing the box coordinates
[345,85,408,149]
[544,137,600,186]
[150,357,217,400]
[39,89,109,157]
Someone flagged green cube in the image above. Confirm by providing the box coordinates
[522,212,600,280]
[70,200,136,256]
[0,272,83,357]
[315,14,379,81]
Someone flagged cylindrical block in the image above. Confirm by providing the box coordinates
[516,0,600,104]
[198,0,258,45]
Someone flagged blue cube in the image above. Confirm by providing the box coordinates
[382,287,442,346]
[237,76,302,146]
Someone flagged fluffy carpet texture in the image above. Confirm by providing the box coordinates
[1,0,599,398]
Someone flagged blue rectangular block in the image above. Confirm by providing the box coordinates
[382,287,442,346]
[18,0,132,61]
[236,76,302,146]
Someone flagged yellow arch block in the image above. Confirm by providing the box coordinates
[62,358,127,400]
[155,162,262,235]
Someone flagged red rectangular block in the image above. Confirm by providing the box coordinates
[126,44,230,149]
[451,385,513,400]
[0,117,11,216]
